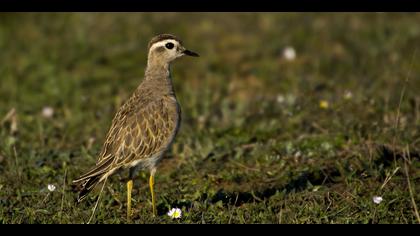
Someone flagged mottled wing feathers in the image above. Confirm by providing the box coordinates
[94,96,178,172]
[72,156,115,183]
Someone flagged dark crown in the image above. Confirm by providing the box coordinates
[148,34,182,49]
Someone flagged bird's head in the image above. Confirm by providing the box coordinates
[147,34,199,64]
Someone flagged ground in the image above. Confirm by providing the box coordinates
[0,13,419,224]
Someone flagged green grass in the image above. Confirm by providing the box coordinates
[0,13,419,224]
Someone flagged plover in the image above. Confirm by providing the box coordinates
[72,34,199,219]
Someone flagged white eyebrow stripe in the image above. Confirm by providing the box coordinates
[149,39,178,52]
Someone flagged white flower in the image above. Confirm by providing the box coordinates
[167,208,182,219]
[276,94,285,104]
[278,94,296,105]
[42,106,54,118]
[372,196,383,204]
[47,184,56,192]
[283,46,296,61]
[343,91,353,100]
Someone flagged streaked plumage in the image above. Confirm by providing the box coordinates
[72,34,198,214]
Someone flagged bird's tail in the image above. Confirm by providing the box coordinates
[72,157,115,203]
[72,175,101,203]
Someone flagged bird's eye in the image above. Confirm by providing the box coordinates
[165,42,174,49]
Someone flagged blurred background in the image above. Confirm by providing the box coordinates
[0,13,419,223]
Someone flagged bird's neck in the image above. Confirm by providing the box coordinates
[145,56,170,75]
[143,59,175,96]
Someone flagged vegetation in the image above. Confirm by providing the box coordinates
[0,13,419,223]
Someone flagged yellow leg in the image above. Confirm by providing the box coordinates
[149,174,156,216]
[127,179,133,220]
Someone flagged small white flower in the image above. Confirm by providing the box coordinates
[283,46,296,61]
[167,208,182,219]
[42,106,54,118]
[47,184,56,192]
[372,196,383,204]
[277,94,296,106]
[343,91,353,100]
[276,94,285,104]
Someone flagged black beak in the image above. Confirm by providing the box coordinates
[183,49,199,57]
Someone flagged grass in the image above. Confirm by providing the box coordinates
[0,13,419,224]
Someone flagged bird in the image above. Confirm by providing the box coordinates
[72,34,199,219]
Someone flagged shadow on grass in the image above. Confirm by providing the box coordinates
[209,166,341,207]
[160,143,420,214]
